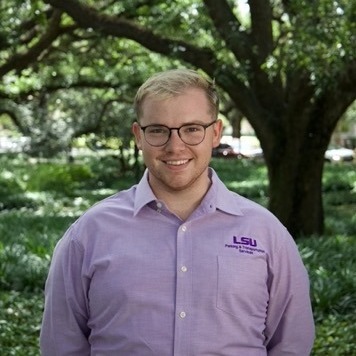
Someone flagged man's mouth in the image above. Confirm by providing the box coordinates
[164,159,190,166]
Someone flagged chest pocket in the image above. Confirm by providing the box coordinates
[217,254,269,319]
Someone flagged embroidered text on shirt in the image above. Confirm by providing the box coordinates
[225,236,265,255]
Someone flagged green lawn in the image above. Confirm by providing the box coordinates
[0,154,355,355]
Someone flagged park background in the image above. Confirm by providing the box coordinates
[0,1,355,355]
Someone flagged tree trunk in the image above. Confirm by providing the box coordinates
[266,150,325,237]
[263,107,334,237]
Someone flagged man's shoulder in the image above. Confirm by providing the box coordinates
[77,185,136,222]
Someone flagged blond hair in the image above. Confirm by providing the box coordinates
[134,68,219,119]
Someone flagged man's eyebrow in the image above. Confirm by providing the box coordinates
[144,120,206,126]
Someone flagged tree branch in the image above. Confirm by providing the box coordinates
[44,0,218,74]
[44,0,272,118]
[202,0,251,61]
[248,0,274,60]
[0,10,63,79]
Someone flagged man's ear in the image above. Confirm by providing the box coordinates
[132,122,143,150]
[212,119,223,148]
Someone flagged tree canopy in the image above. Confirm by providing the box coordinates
[0,0,355,236]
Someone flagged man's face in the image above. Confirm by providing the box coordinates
[132,87,222,195]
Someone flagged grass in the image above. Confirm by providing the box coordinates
[0,154,355,355]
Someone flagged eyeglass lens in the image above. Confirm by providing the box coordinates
[143,123,208,146]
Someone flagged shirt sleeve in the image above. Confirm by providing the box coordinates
[264,229,315,355]
[40,225,91,355]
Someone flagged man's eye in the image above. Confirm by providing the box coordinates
[184,125,202,133]
[147,127,167,134]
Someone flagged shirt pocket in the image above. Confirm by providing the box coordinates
[217,255,269,319]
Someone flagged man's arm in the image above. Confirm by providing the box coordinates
[40,226,91,355]
[264,230,315,355]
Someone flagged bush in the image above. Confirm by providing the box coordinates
[298,234,356,355]
[0,291,43,356]
[26,162,94,195]
[0,170,38,210]
[0,171,24,197]
[211,158,268,204]
[299,235,356,316]
[323,164,356,192]
[312,314,356,355]
[0,243,50,292]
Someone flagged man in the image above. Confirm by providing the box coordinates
[40,69,315,355]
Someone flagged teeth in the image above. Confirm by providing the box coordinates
[166,159,189,166]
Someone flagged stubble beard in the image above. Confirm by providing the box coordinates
[148,164,210,195]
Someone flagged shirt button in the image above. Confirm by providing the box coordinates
[156,202,162,209]
[179,311,186,319]
[181,225,187,232]
[181,266,188,272]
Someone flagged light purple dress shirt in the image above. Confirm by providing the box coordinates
[40,168,315,355]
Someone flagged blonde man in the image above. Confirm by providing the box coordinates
[41,69,314,355]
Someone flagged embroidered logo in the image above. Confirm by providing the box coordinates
[233,236,257,246]
[225,236,265,255]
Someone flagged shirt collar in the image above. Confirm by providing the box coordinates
[133,168,244,217]
[207,168,244,216]
[133,169,157,216]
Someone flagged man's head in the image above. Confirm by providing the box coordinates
[132,68,222,196]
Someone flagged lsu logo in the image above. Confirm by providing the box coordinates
[233,236,257,247]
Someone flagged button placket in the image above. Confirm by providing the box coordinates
[173,223,193,355]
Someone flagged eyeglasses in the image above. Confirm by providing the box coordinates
[139,120,217,147]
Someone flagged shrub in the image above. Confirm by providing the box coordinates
[299,235,356,317]
[0,243,50,292]
[312,314,356,355]
[86,154,131,188]
[0,170,38,210]
[26,162,93,195]
[0,291,43,356]
[0,171,24,197]
[322,164,356,192]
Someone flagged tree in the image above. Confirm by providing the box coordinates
[0,1,176,155]
[1,0,355,236]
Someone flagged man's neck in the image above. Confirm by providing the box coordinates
[149,176,212,221]
[162,191,206,221]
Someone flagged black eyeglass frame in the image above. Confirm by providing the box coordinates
[139,120,217,147]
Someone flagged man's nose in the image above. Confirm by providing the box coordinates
[165,129,185,148]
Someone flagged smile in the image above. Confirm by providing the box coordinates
[165,159,190,166]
